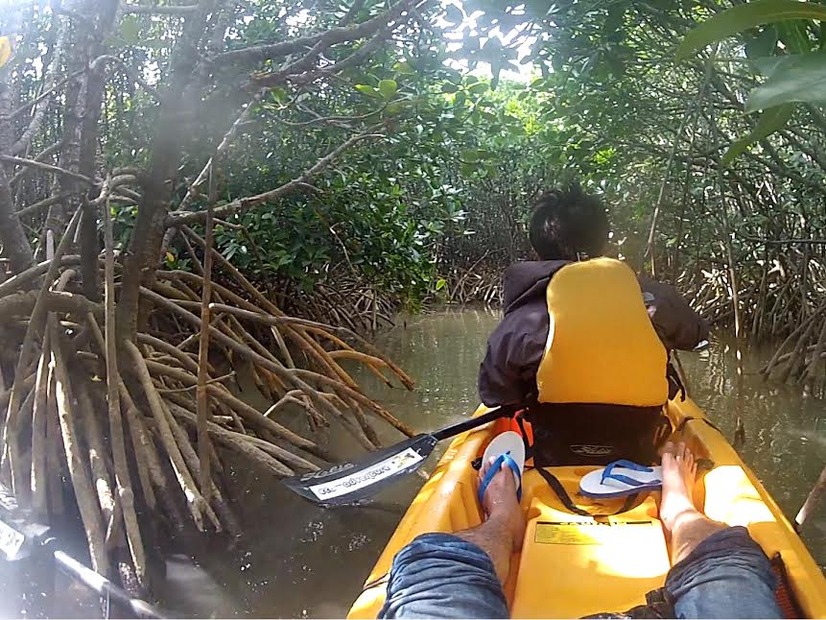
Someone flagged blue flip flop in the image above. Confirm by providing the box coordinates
[579,460,662,499]
[478,431,525,504]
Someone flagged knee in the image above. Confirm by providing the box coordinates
[380,533,507,619]
[666,527,778,606]
[388,533,499,588]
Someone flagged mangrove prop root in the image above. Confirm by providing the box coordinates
[126,340,211,531]
[30,332,51,515]
[161,400,221,531]
[0,244,417,597]
[50,316,109,575]
[171,404,294,477]
[195,201,215,502]
[45,372,64,515]
[103,193,149,587]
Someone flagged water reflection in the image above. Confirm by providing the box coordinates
[165,309,824,616]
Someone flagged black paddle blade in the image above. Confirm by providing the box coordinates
[283,434,438,505]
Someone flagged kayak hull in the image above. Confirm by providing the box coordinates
[348,398,826,618]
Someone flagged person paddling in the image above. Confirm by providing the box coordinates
[477,183,709,466]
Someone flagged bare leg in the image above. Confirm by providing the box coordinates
[659,442,726,564]
[454,457,526,582]
[660,442,782,618]
[379,458,525,618]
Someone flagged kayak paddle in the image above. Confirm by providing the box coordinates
[283,405,515,505]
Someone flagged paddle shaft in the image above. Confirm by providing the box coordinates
[282,405,517,504]
[430,406,514,442]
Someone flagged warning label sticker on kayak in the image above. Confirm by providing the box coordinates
[308,448,424,500]
[534,520,654,545]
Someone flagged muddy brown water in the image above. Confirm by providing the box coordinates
[5,309,826,618]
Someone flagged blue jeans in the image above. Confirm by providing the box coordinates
[378,527,781,619]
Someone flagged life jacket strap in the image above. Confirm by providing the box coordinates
[667,361,687,401]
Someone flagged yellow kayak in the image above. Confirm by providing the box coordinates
[348,397,826,618]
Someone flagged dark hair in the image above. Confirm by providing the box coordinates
[528,183,609,261]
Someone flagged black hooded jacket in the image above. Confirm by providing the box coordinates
[477,260,709,407]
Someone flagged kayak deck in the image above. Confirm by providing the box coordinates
[348,398,826,618]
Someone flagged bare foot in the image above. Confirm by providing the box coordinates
[658,442,727,564]
[478,456,526,551]
[659,442,699,532]
[454,457,527,582]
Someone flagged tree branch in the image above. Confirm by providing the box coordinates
[9,71,83,120]
[178,93,262,211]
[211,0,416,67]
[11,17,67,156]
[0,155,97,186]
[16,192,77,218]
[252,17,395,88]
[89,54,162,100]
[740,236,826,246]
[121,4,198,13]
[11,141,65,186]
[166,132,384,225]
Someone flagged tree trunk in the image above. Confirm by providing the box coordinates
[116,0,218,342]
[0,165,34,272]
[0,67,34,272]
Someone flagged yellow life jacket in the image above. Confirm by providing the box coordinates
[535,257,668,407]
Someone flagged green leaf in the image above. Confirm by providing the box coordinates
[777,19,812,53]
[745,50,826,111]
[676,0,826,60]
[355,84,381,98]
[378,79,398,100]
[435,278,447,291]
[721,103,794,165]
[120,15,140,45]
[745,27,778,58]
[461,149,480,163]
[751,54,790,78]
[393,61,417,75]
[270,87,289,103]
